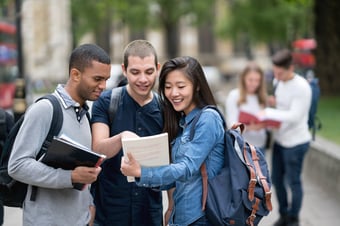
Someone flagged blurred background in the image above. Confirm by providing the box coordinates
[1,1,340,225]
[0,0,339,134]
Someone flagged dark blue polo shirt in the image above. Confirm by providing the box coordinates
[91,86,163,226]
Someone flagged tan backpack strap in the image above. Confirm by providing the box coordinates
[246,197,260,226]
[243,143,257,201]
[231,123,245,134]
[249,144,273,211]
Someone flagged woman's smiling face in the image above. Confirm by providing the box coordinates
[164,69,196,115]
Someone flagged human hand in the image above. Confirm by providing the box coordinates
[247,122,266,131]
[71,166,101,185]
[267,95,276,107]
[120,152,141,177]
[121,131,139,139]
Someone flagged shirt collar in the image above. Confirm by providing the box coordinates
[55,84,89,121]
[179,107,201,129]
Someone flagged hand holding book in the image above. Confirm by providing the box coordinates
[121,132,170,182]
[41,134,106,190]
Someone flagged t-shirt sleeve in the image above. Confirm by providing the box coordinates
[91,90,111,125]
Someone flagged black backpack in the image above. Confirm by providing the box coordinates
[0,94,63,207]
[108,86,160,124]
[0,109,8,154]
[190,106,272,226]
[305,72,322,140]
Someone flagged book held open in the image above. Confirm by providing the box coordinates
[41,134,106,190]
[238,111,281,128]
[122,132,170,182]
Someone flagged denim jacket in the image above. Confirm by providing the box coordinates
[137,107,225,226]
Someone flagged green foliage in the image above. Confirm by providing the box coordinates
[71,1,113,43]
[317,96,340,144]
[162,0,215,23]
[71,0,217,44]
[0,0,10,8]
[218,0,314,45]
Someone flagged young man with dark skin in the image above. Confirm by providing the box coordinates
[8,43,111,226]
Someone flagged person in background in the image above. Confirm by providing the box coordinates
[90,40,163,226]
[264,49,312,226]
[8,43,110,226]
[225,61,268,153]
[121,56,225,226]
[0,109,14,226]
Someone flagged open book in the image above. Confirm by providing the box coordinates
[122,132,170,182]
[238,111,281,128]
[41,134,106,190]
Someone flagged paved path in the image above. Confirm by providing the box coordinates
[4,151,339,226]
[260,150,340,226]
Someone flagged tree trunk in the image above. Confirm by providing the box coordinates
[165,22,179,59]
[96,21,111,54]
[314,0,340,95]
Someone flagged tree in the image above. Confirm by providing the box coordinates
[219,0,314,57]
[314,0,340,95]
[151,0,216,58]
[70,0,216,58]
[71,0,114,52]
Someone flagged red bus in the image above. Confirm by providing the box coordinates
[0,21,17,110]
[292,38,316,69]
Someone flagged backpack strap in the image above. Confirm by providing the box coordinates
[244,144,273,226]
[188,105,226,210]
[189,105,226,141]
[108,87,160,125]
[191,106,251,212]
[242,144,257,202]
[109,87,123,125]
[0,109,7,142]
[249,144,272,211]
[38,95,64,156]
[30,94,63,201]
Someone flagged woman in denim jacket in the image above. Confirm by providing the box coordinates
[121,56,225,226]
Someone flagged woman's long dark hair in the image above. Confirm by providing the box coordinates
[158,56,217,142]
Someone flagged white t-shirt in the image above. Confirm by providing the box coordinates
[265,74,312,147]
[225,88,267,148]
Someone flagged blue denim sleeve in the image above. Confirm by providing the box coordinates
[136,109,224,187]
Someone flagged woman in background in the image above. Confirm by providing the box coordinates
[225,61,268,154]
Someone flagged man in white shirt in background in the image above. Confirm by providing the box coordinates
[264,49,311,226]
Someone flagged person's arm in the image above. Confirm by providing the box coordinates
[88,205,96,226]
[91,122,123,158]
[121,109,224,187]
[164,188,175,226]
[225,89,240,128]
[9,100,101,189]
[264,80,312,123]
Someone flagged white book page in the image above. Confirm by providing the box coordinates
[122,132,170,182]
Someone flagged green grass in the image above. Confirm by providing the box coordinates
[316,95,340,145]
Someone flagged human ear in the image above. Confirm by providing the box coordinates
[70,68,81,82]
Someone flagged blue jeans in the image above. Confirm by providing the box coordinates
[188,215,212,226]
[271,142,309,217]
